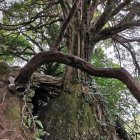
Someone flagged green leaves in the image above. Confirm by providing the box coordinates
[0,31,33,63]
[23,115,47,139]
[91,47,125,115]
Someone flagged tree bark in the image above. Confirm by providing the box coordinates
[13,1,140,139]
[15,51,140,103]
[42,83,118,140]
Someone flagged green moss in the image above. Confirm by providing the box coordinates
[45,83,98,139]
[4,100,20,119]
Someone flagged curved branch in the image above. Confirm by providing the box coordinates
[15,51,140,103]
[91,0,132,34]
[92,20,140,42]
[112,35,140,75]
[113,34,140,43]
[101,20,140,35]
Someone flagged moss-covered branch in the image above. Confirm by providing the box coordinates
[15,51,140,103]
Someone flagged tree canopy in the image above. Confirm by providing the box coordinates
[0,0,140,139]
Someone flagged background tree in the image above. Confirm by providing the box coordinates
[0,0,140,139]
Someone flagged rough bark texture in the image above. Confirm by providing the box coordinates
[15,51,140,103]
[42,83,118,140]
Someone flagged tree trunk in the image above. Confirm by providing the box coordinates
[42,82,120,140]
[1,1,125,139]
[39,3,121,139]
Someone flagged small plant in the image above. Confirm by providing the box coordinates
[32,116,48,140]
[21,93,48,140]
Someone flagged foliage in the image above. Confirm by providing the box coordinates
[21,91,47,140]
[91,47,140,138]
[24,115,47,140]
[0,0,140,138]
[0,31,33,63]
[91,47,124,115]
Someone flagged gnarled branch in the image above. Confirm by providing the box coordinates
[112,35,140,75]
[91,20,140,42]
[15,51,140,103]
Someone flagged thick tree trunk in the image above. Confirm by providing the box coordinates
[42,80,120,140]
[37,2,122,139]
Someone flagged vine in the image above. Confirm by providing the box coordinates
[20,90,47,140]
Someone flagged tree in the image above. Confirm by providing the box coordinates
[0,0,140,139]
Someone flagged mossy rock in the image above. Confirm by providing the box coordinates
[4,99,20,120]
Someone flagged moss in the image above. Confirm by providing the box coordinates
[4,99,20,120]
[44,83,99,139]
[76,92,97,137]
